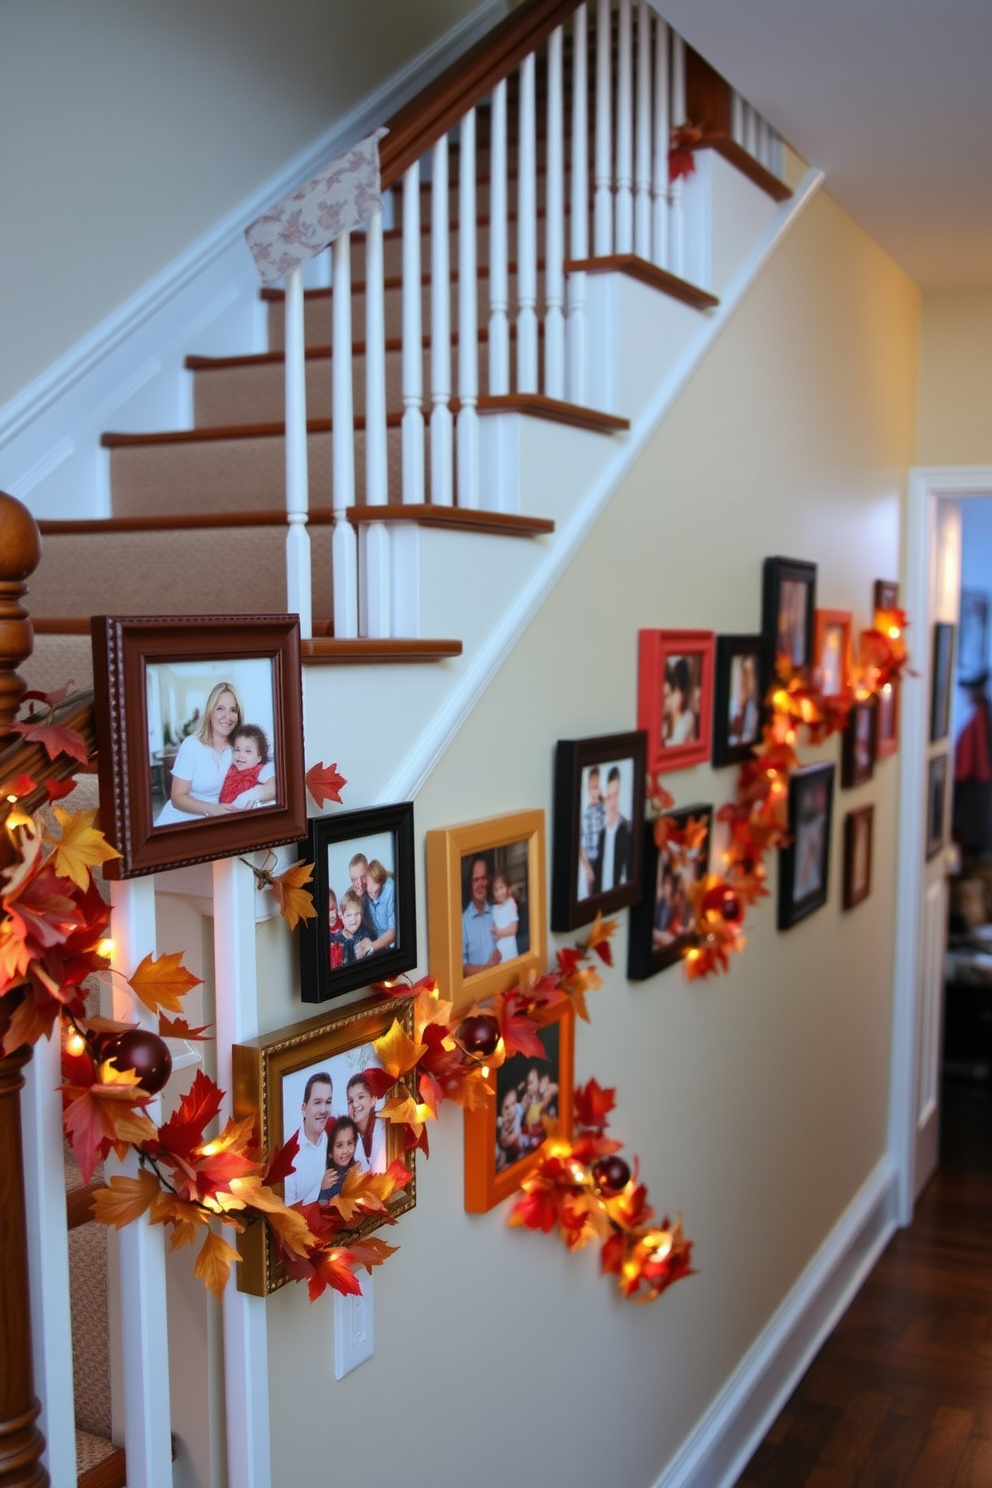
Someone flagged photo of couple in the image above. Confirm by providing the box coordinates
[577,758,635,901]
[494,1021,560,1174]
[281,1044,387,1206]
[325,828,398,970]
[662,652,703,749]
[460,842,530,978]
[146,658,278,828]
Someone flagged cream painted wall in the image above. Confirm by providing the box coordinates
[916,290,992,466]
[0,0,489,405]
[255,191,919,1486]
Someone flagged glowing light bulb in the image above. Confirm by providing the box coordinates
[888,625,901,640]
[65,1030,86,1057]
[480,1064,490,1080]
[97,937,115,959]
[5,793,17,804]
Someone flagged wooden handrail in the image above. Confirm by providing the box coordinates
[0,690,98,837]
[379,0,584,190]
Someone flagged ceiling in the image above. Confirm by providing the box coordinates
[657,0,992,291]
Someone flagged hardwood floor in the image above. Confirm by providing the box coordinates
[736,1075,992,1487]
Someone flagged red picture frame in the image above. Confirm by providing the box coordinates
[638,629,715,770]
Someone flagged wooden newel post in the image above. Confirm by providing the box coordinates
[0,492,49,1488]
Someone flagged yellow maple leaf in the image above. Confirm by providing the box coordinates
[228,1175,315,1260]
[167,1218,203,1251]
[327,1164,406,1224]
[51,807,121,889]
[150,1191,206,1236]
[412,984,454,1043]
[204,1113,258,1159]
[373,1019,426,1080]
[90,1169,160,1228]
[377,1093,435,1131]
[271,860,318,931]
[127,951,203,1016]
[586,911,618,951]
[193,1227,241,1299]
[346,1235,400,1274]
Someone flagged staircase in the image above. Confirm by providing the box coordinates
[2,2,819,1484]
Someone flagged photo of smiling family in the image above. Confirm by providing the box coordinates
[460,841,531,977]
[281,1044,388,1205]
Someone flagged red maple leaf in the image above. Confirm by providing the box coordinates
[305,761,347,808]
[574,1077,617,1132]
[45,777,78,803]
[7,718,89,764]
[509,1184,562,1234]
[263,1132,300,1188]
[495,990,548,1060]
[154,1069,225,1161]
[307,1248,362,1302]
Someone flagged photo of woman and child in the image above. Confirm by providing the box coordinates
[325,829,398,971]
[662,653,703,749]
[147,659,278,828]
[460,841,530,978]
[494,1022,560,1173]
[281,1044,387,1207]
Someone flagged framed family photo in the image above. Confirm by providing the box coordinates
[91,615,306,877]
[927,754,949,860]
[550,731,647,932]
[298,803,416,1003]
[713,635,764,766]
[843,805,874,909]
[426,810,546,1013]
[930,622,955,741]
[778,762,834,929]
[232,994,417,1296]
[637,629,715,770]
[463,997,574,1213]
[814,609,852,699]
[763,557,817,673]
[873,579,899,613]
[841,698,877,788]
[628,805,712,979]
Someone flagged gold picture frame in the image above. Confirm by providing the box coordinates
[232,993,416,1296]
[426,809,547,1014]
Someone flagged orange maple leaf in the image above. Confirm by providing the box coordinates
[128,951,203,1016]
[305,760,347,808]
[270,860,317,931]
[50,808,120,890]
[90,1169,161,1228]
[346,1235,400,1274]
[373,1018,426,1080]
[194,1227,241,1299]
[307,1247,362,1302]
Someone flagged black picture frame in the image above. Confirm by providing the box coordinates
[930,622,955,741]
[298,803,416,1002]
[550,731,647,932]
[627,805,712,979]
[713,635,765,766]
[843,805,874,909]
[926,754,948,860]
[762,556,817,675]
[91,614,306,878]
[778,762,834,929]
[841,697,878,788]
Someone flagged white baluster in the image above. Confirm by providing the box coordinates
[110,877,173,1488]
[652,16,670,269]
[430,133,454,504]
[568,3,589,405]
[213,858,271,1488]
[670,31,686,279]
[770,127,784,180]
[634,1,652,259]
[756,114,769,168]
[457,107,480,506]
[364,207,391,636]
[401,162,425,506]
[743,101,758,158]
[283,265,311,639]
[731,90,745,146]
[594,0,613,255]
[517,53,539,393]
[544,26,566,400]
[614,0,634,253]
[331,232,358,637]
[488,79,510,395]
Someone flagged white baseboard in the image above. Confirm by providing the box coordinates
[655,1155,898,1488]
[0,0,506,518]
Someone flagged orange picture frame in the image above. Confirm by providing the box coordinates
[814,608,853,700]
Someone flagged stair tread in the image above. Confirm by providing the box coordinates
[474,393,629,431]
[301,637,463,663]
[564,253,720,311]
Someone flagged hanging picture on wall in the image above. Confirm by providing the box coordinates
[814,609,852,700]
[550,730,647,932]
[841,698,877,788]
[778,762,834,929]
[232,993,417,1295]
[713,635,764,766]
[463,997,574,1213]
[637,629,715,770]
[91,614,306,878]
[873,579,899,612]
[930,622,955,741]
[927,754,949,860]
[958,590,990,680]
[876,678,900,759]
[843,805,874,909]
[426,810,546,1014]
[298,804,417,1003]
[762,556,817,673]
[628,805,713,979]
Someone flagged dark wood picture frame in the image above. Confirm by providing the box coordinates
[843,805,874,909]
[778,762,834,929]
[930,622,955,742]
[814,608,853,700]
[762,556,817,674]
[713,635,765,767]
[873,579,899,612]
[550,730,647,932]
[232,994,417,1295]
[463,997,574,1213]
[637,628,715,771]
[298,803,417,1003]
[91,614,306,878]
[926,753,948,860]
[841,697,878,788]
[628,805,713,979]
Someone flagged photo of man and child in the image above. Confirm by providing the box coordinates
[325,829,398,970]
[460,841,530,978]
[662,653,703,749]
[146,658,278,828]
[494,1021,560,1174]
[577,758,635,901]
[281,1044,387,1206]
[653,810,711,963]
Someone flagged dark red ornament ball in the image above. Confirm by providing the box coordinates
[592,1155,631,1195]
[720,891,742,924]
[456,1013,501,1058]
[103,1029,173,1095]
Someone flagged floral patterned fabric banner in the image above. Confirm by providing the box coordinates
[245,127,387,286]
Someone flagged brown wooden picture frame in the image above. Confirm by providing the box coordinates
[426,809,547,1015]
[843,805,874,909]
[232,993,417,1296]
[91,614,306,878]
[841,697,878,789]
[814,608,853,700]
[463,997,574,1213]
